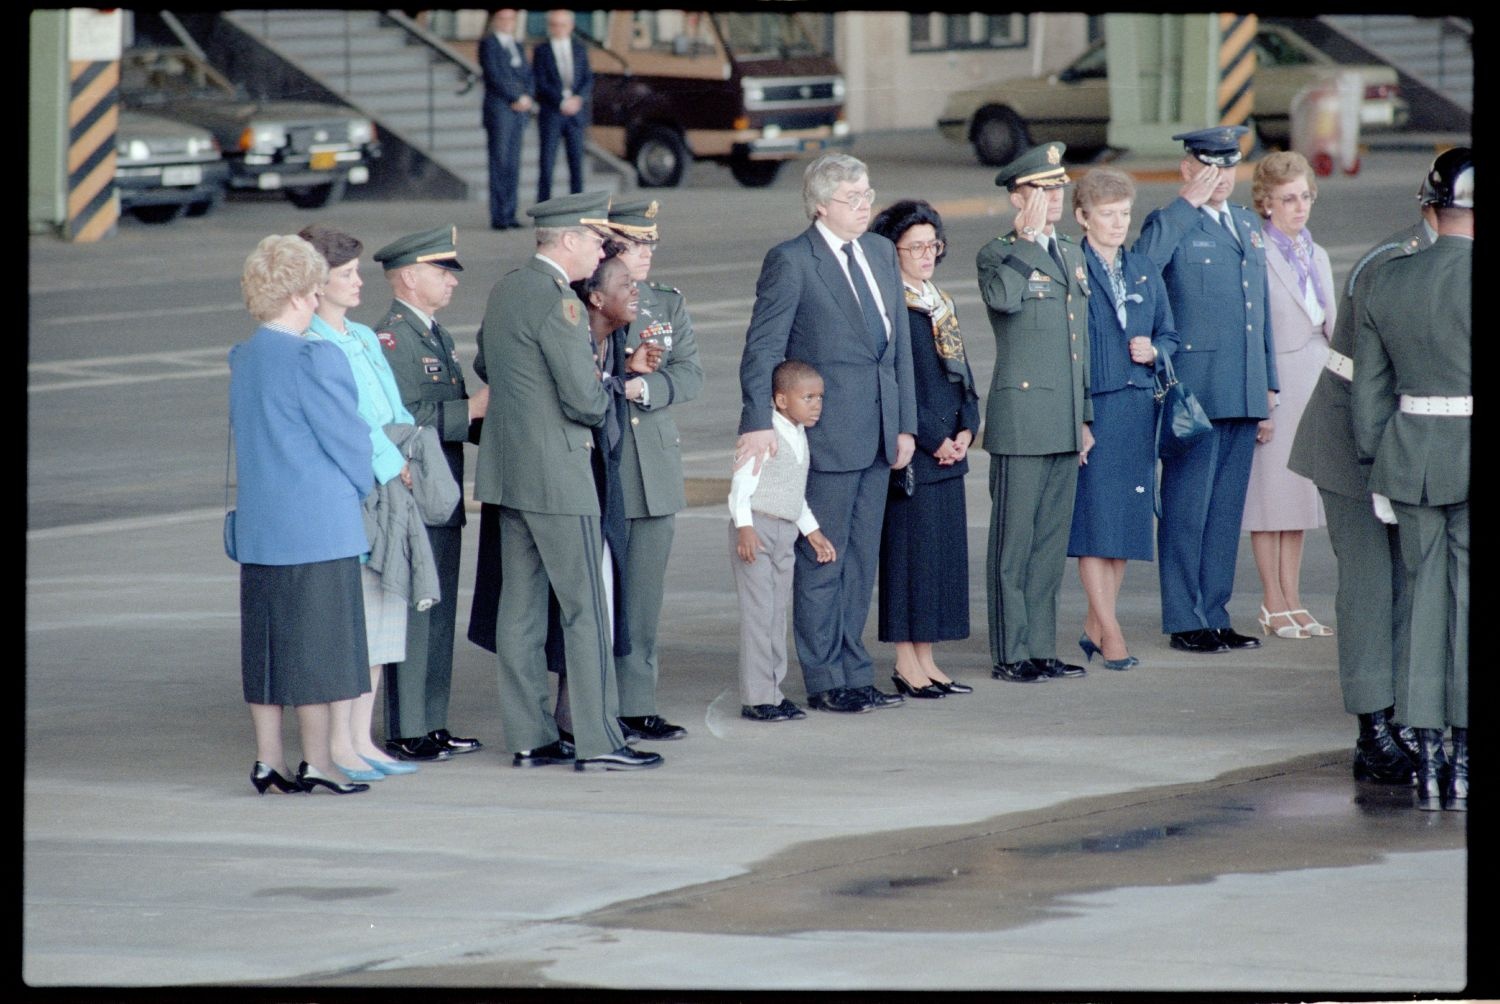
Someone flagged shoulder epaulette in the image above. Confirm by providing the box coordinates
[647,281,681,295]
[1344,241,1405,298]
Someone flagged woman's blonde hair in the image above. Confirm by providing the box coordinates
[1251,151,1317,218]
[1072,166,1135,216]
[241,234,328,322]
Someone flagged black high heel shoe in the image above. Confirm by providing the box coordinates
[251,761,304,795]
[929,678,973,695]
[890,673,945,699]
[296,761,370,795]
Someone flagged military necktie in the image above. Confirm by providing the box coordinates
[843,242,888,354]
[1046,234,1068,277]
[1217,208,1241,252]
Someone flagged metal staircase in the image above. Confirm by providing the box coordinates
[1319,15,1471,128]
[221,9,625,204]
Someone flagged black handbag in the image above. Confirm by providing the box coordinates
[1154,352,1211,460]
[890,463,915,499]
[223,423,239,561]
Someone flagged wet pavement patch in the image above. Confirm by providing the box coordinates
[577,752,1465,936]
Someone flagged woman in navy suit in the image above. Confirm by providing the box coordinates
[1067,168,1180,669]
[871,200,979,697]
[230,234,375,796]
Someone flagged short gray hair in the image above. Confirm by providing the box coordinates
[803,153,868,220]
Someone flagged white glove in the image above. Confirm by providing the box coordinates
[1371,493,1398,525]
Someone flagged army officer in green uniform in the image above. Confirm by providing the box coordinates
[372,226,488,762]
[1286,180,1437,784]
[977,142,1094,683]
[474,192,664,772]
[602,198,703,743]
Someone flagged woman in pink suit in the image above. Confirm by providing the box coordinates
[1244,151,1335,640]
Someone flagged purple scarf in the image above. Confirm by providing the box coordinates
[1264,221,1327,313]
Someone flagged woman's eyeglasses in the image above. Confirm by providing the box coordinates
[897,240,945,258]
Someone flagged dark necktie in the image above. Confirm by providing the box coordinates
[1046,235,1067,277]
[842,241,887,354]
[1217,209,1241,252]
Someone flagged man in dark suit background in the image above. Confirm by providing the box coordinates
[479,8,533,231]
[736,153,917,714]
[533,9,592,202]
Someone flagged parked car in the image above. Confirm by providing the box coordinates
[586,10,851,188]
[114,109,230,224]
[119,47,379,208]
[938,23,1408,166]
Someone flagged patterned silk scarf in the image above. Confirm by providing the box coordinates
[1085,240,1139,329]
[904,280,972,392]
[1264,221,1327,314]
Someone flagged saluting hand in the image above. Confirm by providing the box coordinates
[1179,164,1221,208]
[1013,187,1050,241]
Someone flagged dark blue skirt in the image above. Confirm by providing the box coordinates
[878,474,970,643]
[1068,386,1156,561]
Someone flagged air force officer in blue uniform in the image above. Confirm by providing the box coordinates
[1133,127,1279,654]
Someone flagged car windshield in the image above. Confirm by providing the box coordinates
[713,13,830,60]
[120,49,237,105]
[1066,42,1108,79]
[1255,29,1317,66]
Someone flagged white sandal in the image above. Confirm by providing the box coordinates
[1288,609,1333,637]
[1259,604,1309,639]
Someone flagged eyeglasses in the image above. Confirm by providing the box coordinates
[1276,191,1316,207]
[829,189,876,210]
[897,240,945,259]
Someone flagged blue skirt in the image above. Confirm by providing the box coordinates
[1068,386,1156,561]
[878,474,970,643]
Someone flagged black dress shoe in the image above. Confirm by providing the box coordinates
[574,746,664,771]
[890,673,945,699]
[992,660,1047,682]
[619,715,687,741]
[741,703,787,722]
[776,698,807,720]
[1215,627,1261,650]
[251,761,304,795]
[852,684,905,708]
[806,688,873,713]
[512,738,576,768]
[1169,629,1229,654]
[429,728,483,754]
[296,762,370,795]
[385,736,453,761]
[1031,658,1087,679]
[930,679,973,695]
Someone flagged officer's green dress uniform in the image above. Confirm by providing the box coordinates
[977,143,1093,673]
[1352,235,1470,731]
[607,200,704,718]
[1287,222,1430,718]
[473,193,628,760]
[371,226,473,748]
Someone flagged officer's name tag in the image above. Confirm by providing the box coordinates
[424,363,443,375]
[1028,281,1051,294]
[1190,239,1216,248]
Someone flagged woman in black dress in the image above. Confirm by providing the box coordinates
[871,201,980,697]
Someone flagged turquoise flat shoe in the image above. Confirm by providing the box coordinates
[334,763,384,782]
[362,755,419,776]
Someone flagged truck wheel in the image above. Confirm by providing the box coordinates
[632,126,688,188]
[971,107,1029,167]
[729,157,782,188]
[130,204,184,224]
[286,175,348,209]
[184,190,222,217]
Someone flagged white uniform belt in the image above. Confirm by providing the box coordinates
[1399,395,1472,416]
[1324,350,1353,381]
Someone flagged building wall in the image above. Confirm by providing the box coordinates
[836,13,1091,131]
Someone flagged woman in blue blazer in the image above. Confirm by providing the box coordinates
[1066,168,1180,669]
[229,234,375,796]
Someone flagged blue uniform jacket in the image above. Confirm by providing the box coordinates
[1081,242,1179,394]
[229,326,373,565]
[1133,197,1278,419]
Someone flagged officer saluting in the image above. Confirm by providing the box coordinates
[473,191,665,772]
[978,141,1093,683]
[1134,126,1278,655]
[372,226,488,761]
[1352,148,1472,812]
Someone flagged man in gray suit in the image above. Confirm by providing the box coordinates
[474,191,664,772]
[1352,148,1471,812]
[737,153,917,714]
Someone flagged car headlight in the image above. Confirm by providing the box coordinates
[241,124,287,153]
[186,135,220,157]
[832,77,846,100]
[348,120,375,145]
[743,84,765,103]
[117,138,151,162]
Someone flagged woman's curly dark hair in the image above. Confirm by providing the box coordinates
[870,199,948,266]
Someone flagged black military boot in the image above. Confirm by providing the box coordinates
[1389,710,1421,767]
[1353,708,1417,784]
[1444,727,1468,812]
[1414,728,1449,812]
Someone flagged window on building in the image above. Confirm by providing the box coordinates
[909,13,1027,52]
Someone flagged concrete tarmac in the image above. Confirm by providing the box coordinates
[25,129,1473,996]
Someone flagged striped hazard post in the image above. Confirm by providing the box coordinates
[1217,12,1258,157]
[67,58,119,242]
